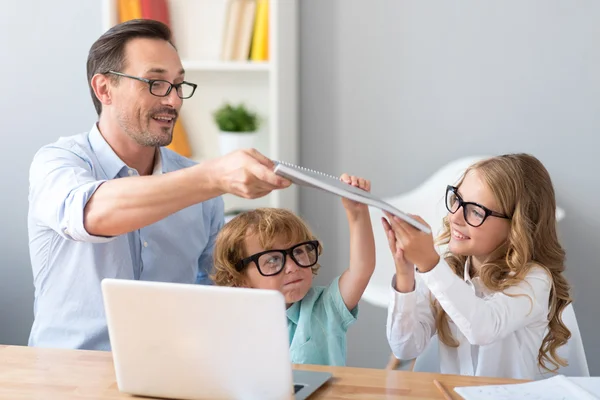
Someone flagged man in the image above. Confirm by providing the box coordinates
[27,19,290,350]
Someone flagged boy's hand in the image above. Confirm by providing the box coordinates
[340,173,371,217]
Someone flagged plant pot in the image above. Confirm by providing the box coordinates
[218,131,258,156]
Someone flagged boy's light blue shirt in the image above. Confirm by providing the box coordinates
[287,276,358,366]
[27,124,224,351]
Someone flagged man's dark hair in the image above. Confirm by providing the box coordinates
[86,19,175,116]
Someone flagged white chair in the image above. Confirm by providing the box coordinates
[366,155,567,371]
[412,336,439,373]
[536,303,590,378]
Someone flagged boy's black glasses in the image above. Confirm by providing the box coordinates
[445,185,510,227]
[236,240,319,277]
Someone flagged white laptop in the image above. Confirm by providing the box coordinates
[101,278,332,400]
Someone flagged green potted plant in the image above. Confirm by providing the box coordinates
[213,102,261,155]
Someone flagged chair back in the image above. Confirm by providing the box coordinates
[536,303,590,378]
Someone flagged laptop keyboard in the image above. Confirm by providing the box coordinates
[294,384,304,394]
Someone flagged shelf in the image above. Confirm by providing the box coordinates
[182,60,270,72]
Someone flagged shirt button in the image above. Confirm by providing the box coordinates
[128,169,134,176]
[143,241,148,247]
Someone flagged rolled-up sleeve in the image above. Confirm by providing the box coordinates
[29,146,115,243]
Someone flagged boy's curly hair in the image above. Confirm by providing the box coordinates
[212,208,322,287]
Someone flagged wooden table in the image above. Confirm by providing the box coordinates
[0,345,524,399]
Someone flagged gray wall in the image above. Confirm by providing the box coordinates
[300,0,600,373]
[0,2,100,344]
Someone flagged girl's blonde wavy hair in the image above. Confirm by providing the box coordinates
[434,153,571,372]
[212,208,322,287]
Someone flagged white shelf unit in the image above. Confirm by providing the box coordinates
[181,60,271,72]
[101,0,299,215]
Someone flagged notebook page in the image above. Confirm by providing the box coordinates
[454,375,599,400]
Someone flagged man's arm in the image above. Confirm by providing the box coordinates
[83,164,220,237]
[29,146,112,242]
[84,148,289,237]
[29,147,289,241]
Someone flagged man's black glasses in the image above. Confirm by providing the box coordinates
[107,71,197,99]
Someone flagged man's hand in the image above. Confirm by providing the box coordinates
[205,148,291,199]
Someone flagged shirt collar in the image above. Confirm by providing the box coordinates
[89,123,164,177]
[153,148,164,175]
[89,123,127,179]
[463,258,497,298]
[463,257,472,282]
[286,301,301,325]
[463,258,517,282]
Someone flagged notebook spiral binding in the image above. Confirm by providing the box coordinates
[274,160,341,181]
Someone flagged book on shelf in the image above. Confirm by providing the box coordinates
[221,0,268,62]
[117,0,141,22]
[250,0,268,61]
[118,0,169,25]
[140,0,170,26]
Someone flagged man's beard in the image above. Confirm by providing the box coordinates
[118,108,177,147]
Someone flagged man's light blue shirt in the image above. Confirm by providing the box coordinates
[27,124,224,351]
[287,276,358,366]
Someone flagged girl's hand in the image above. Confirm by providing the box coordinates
[382,217,413,275]
[383,212,440,273]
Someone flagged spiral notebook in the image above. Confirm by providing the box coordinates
[273,161,431,234]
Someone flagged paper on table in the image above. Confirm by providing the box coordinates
[454,375,599,400]
[570,378,600,398]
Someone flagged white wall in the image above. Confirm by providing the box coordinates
[0,1,100,344]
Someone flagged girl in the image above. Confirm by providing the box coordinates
[382,153,571,379]
[212,174,375,366]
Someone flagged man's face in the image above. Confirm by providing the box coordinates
[109,37,185,147]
